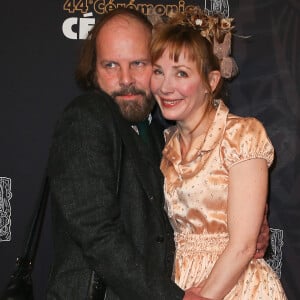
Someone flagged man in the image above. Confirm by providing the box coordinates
[47,8,269,300]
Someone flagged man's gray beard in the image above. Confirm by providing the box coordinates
[113,95,155,123]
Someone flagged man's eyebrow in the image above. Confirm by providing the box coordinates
[131,58,151,62]
[99,60,118,64]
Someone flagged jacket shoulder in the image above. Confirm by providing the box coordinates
[64,91,114,115]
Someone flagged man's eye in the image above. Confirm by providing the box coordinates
[178,70,188,77]
[103,62,117,68]
[131,61,145,68]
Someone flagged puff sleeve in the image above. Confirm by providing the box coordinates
[221,117,274,171]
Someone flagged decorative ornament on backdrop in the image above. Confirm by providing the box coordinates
[265,228,284,278]
[0,177,12,242]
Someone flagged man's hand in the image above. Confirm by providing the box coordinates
[254,205,270,259]
[183,287,213,300]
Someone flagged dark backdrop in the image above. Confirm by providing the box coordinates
[1,0,299,299]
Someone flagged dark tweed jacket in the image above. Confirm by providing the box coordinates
[46,90,184,300]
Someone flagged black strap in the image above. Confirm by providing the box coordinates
[0,175,50,300]
[22,175,50,266]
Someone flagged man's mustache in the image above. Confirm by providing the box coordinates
[111,86,146,98]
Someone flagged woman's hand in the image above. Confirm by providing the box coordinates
[183,280,217,300]
[184,285,215,300]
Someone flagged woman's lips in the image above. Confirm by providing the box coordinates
[160,97,182,107]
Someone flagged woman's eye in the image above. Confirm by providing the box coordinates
[178,70,188,77]
[153,68,163,75]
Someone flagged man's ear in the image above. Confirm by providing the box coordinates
[208,70,221,92]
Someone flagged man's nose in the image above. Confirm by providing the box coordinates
[119,67,135,86]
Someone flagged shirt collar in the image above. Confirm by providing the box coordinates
[163,100,229,163]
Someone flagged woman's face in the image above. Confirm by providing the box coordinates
[151,48,208,126]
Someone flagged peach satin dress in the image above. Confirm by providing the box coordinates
[161,101,286,299]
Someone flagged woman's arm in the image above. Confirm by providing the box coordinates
[199,158,269,300]
[254,204,270,258]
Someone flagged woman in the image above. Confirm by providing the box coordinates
[150,8,286,300]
